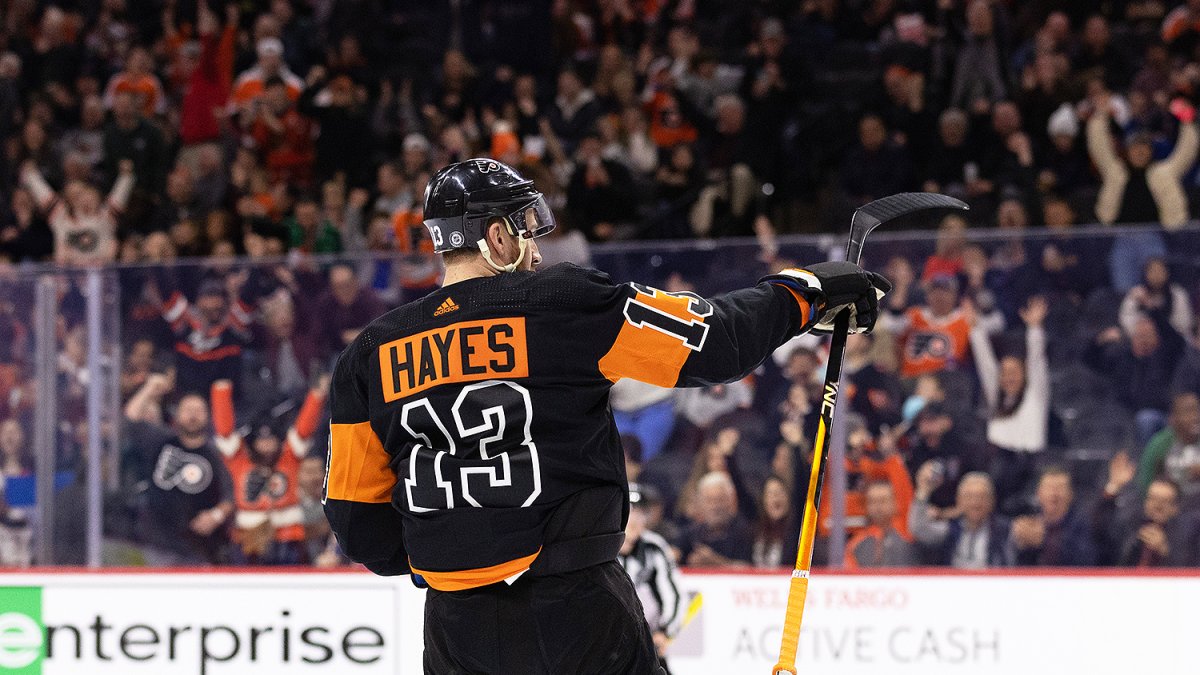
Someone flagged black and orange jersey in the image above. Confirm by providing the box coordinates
[323,263,817,591]
[211,381,326,543]
[896,306,971,378]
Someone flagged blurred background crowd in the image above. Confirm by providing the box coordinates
[0,0,1199,572]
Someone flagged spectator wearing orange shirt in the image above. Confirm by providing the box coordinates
[248,76,314,187]
[845,481,919,569]
[818,415,914,540]
[211,377,328,565]
[103,47,165,117]
[882,273,972,379]
[230,37,304,111]
[391,206,441,297]
[643,58,699,150]
[1162,0,1200,53]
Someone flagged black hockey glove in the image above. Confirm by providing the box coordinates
[761,261,891,335]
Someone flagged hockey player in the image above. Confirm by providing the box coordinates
[323,158,890,673]
[620,484,686,673]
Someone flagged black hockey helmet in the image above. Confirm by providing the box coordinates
[422,158,556,255]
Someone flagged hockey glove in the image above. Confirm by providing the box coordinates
[762,261,891,335]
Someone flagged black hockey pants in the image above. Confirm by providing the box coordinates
[423,560,666,674]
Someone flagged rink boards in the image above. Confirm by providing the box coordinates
[0,569,1195,674]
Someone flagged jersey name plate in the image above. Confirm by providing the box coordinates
[378,318,529,401]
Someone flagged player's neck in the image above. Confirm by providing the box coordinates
[442,259,501,287]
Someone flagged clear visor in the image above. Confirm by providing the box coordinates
[505,196,556,239]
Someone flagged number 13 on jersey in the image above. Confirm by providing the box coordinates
[401,381,541,512]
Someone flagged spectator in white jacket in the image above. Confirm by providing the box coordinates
[970,296,1051,513]
[20,158,134,266]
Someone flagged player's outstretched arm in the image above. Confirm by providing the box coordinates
[323,347,410,576]
[593,262,889,388]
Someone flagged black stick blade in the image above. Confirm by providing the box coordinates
[848,193,967,264]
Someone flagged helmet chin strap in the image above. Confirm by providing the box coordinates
[478,226,528,273]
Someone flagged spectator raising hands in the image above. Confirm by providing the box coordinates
[20,158,134,266]
[0,0,1191,578]
[970,296,1051,511]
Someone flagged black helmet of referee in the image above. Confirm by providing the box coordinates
[422,158,556,269]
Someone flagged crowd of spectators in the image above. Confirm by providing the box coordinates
[7,1,1200,259]
[620,224,1200,569]
[1,1,1200,570]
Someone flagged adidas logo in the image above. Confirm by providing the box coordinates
[433,297,460,316]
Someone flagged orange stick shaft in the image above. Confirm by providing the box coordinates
[772,311,850,675]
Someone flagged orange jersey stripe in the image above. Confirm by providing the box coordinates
[411,548,541,591]
[779,286,814,323]
[327,421,394,503]
[598,289,705,386]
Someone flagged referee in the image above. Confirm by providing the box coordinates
[619,484,686,673]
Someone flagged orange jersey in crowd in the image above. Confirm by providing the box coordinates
[230,68,304,107]
[842,525,915,569]
[211,381,326,543]
[1163,6,1200,43]
[645,90,698,148]
[817,452,913,539]
[104,72,165,116]
[898,306,971,378]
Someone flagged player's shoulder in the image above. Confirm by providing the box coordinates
[529,262,616,291]
[340,265,623,360]
[338,299,428,369]
[509,262,624,309]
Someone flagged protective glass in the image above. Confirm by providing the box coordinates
[504,196,556,239]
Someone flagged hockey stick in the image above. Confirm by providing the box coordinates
[771,193,967,675]
[662,592,704,652]
[680,592,704,634]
